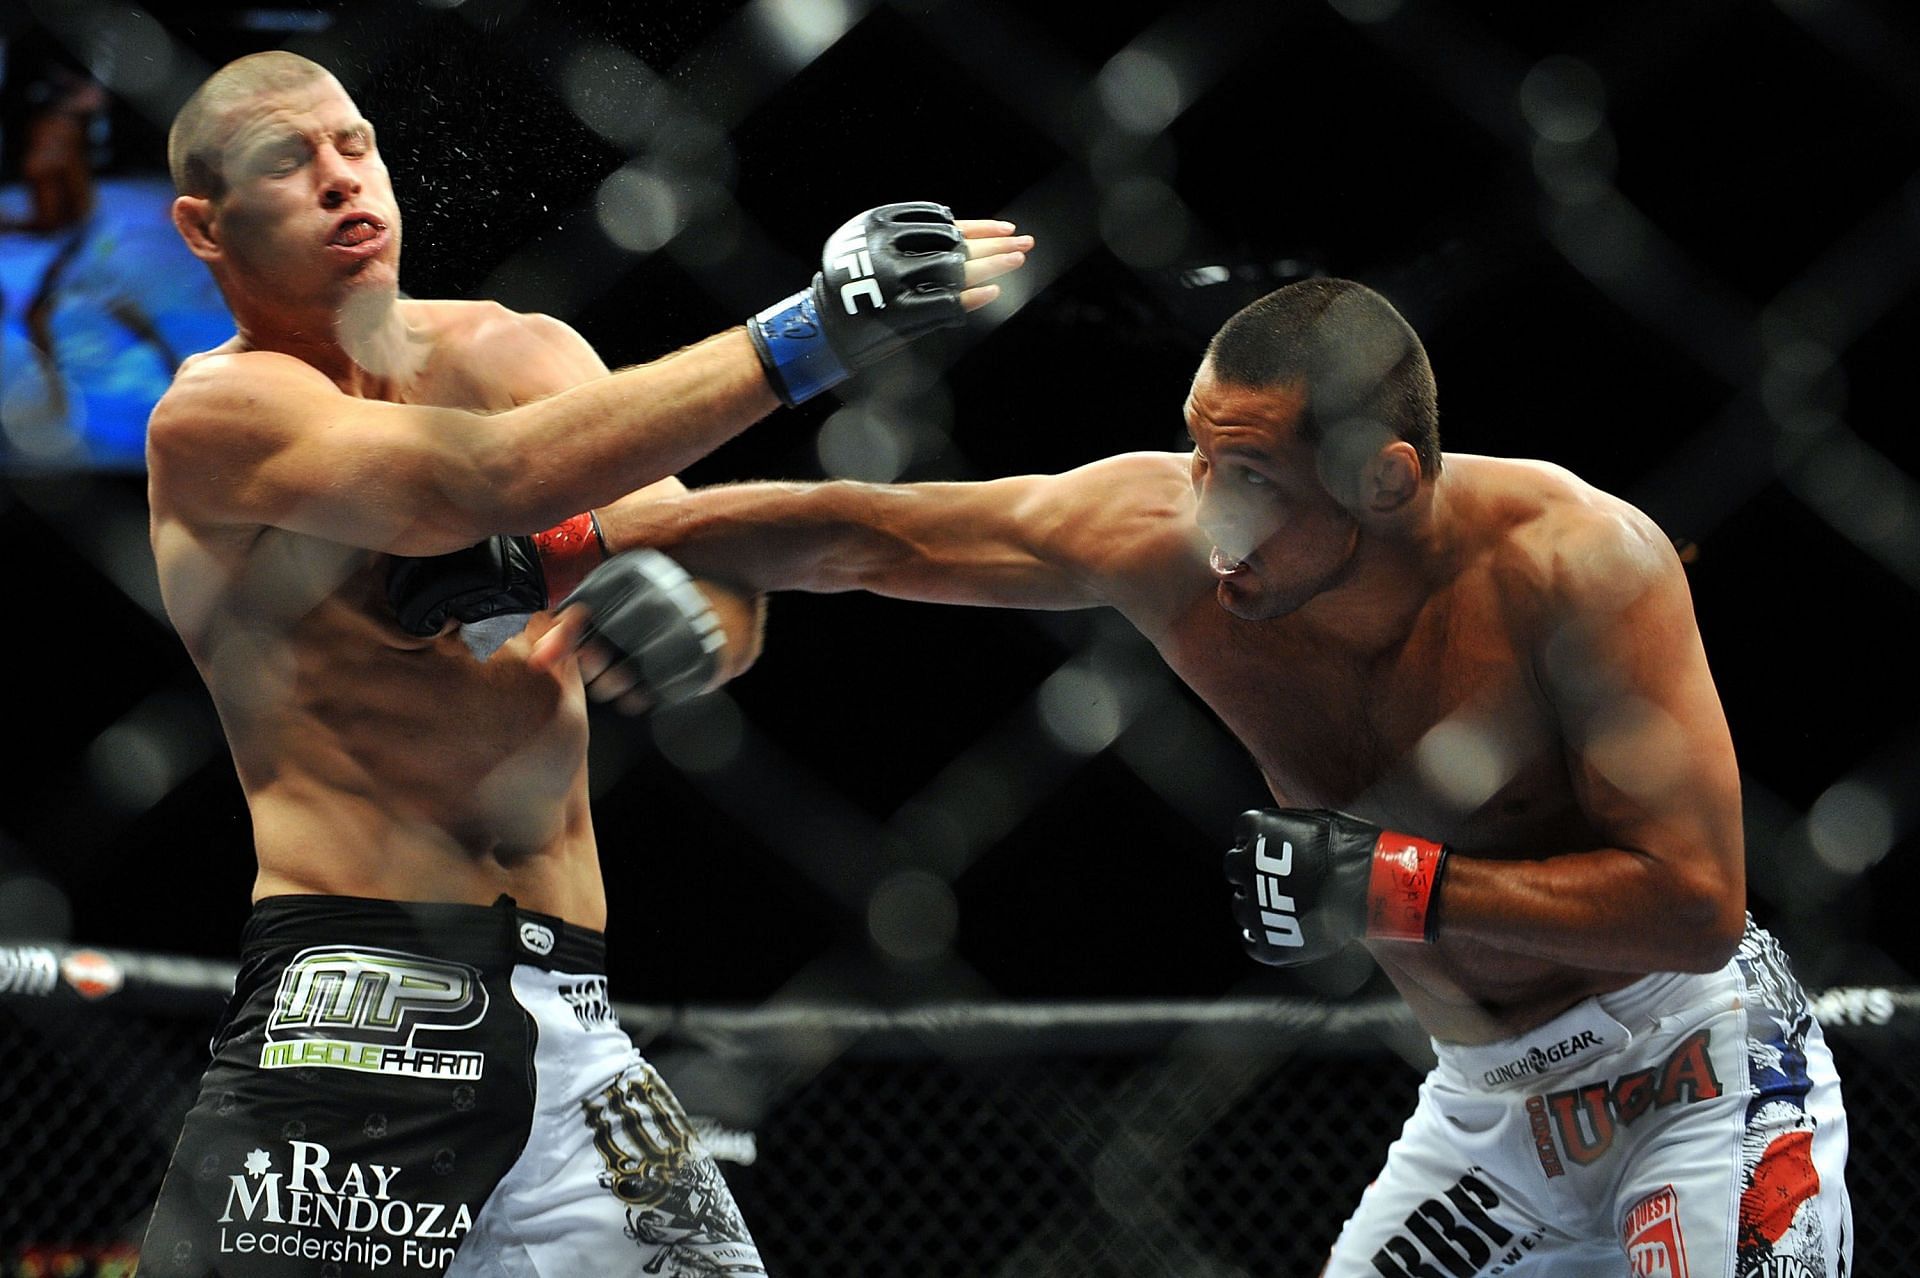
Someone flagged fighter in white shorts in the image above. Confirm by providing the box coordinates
[533,277,1858,1275]
[1296,912,1850,1276]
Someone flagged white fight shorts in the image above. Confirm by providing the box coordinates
[1323,919,1851,1277]
[140,894,766,1277]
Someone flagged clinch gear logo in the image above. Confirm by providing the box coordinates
[260,947,488,1079]
[1483,1029,1605,1087]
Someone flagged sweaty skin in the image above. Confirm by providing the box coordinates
[543,365,1748,1043]
[148,67,1030,929]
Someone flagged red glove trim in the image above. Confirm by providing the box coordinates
[1364,831,1448,943]
[531,512,607,602]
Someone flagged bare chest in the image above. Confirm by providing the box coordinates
[1156,592,1578,850]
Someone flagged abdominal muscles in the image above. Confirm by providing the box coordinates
[216,596,593,880]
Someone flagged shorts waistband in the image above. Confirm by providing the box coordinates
[242,893,606,974]
[1434,966,1726,1093]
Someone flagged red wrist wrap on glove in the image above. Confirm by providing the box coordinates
[1365,831,1448,942]
[531,512,608,601]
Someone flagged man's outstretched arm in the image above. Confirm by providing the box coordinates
[530,452,1204,695]
[150,209,1030,557]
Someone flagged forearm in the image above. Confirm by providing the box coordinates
[477,331,779,533]
[1228,811,1744,977]
[597,481,936,597]
[1436,846,1744,974]
[596,476,1101,611]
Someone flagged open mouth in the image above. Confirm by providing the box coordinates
[1209,546,1250,577]
[328,214,386,248]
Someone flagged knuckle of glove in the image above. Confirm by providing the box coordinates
[565,551,722,709]
[874,201,955,226]
[886,224,965,260]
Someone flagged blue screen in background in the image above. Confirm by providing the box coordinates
[1,175,232,471]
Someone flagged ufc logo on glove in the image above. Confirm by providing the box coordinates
[1226,809,1450,965]
[825,221,884,313]
[1252,835,1305,949]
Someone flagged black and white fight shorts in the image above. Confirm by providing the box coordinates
[1322,918,1852,1276]
[139,894,767,1277]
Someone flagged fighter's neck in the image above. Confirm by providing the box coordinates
[233,292,428,397]
[1293,467,1461,653]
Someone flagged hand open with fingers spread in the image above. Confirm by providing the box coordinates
[746,202,1032,406]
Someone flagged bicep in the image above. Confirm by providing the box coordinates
[1540,537,1743,885]
[852,458,1182,614]
[148,356,508,554]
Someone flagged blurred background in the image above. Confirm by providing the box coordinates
[1,0,1916,1271]
[4,0,1914,1002]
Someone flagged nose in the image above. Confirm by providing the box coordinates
[316,146,361,208]
[1194,474,1274,562]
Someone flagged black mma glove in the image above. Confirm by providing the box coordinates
[559,549,725,708]
[388,512,605,637]
[1224,808,1450,967]
[746,202,968,406]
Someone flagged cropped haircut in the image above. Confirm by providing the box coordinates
[168,51,333,199]
[1206,278,1441,479]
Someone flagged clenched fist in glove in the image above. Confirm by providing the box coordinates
[387,512,606,638]
[550,549,727,712]
[1224,808,1450,966]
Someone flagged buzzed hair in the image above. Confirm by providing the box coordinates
[1207,278,1441,478]
[168,51,334,198]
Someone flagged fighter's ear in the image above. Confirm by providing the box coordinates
[1362,441,1421,514]
[173,195,220,261]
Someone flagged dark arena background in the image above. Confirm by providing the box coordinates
[3,0,1918,1273]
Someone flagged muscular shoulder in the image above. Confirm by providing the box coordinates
[1465,455,1683,622]
[150,347,338,442]
[1037,452,1196,550]
[1031,451,1206,611]
[407,299,606,399]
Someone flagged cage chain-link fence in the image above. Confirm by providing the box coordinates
[3,973,1916,1275]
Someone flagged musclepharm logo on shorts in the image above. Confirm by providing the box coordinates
[261,947,488,1079]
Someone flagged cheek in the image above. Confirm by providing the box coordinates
[1259,504,1352,569]
[221,195,295,245]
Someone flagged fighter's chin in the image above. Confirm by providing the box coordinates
[1213,575,1300,621]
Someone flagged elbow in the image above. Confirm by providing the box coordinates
[1666,874,1746,973]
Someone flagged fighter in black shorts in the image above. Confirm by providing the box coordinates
[140,49,1030,1275]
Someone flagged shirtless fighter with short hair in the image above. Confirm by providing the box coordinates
[529,278,1854,1274]
[137,50,1029,1277]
